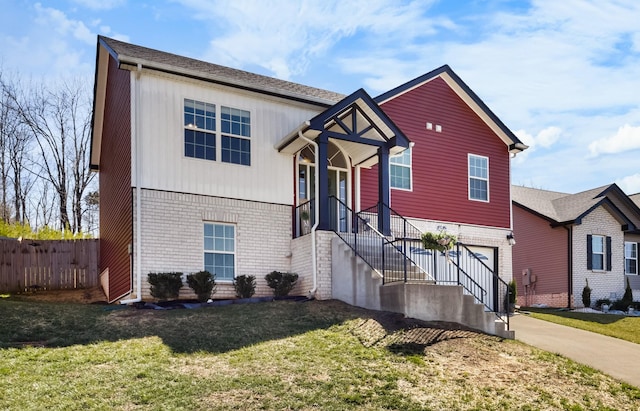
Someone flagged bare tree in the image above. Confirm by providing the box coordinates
[8,77,94,233]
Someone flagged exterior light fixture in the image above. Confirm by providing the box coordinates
[506,232,516,246]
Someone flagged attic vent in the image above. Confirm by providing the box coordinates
[435,124,442,133]
[426,122,433,130]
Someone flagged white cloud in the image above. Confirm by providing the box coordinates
[34,3,94,45]
[588,124,640,157]
[71,0,125,10]
[177,0,443,79]
[616,173,640,195]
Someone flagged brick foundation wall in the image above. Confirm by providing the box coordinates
[134,189,295,300]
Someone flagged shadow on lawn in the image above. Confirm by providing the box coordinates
[0,298,487,355]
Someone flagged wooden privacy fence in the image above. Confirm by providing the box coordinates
[0,238,99,292]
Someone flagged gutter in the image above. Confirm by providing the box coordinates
[121,63,144,305]
[297,131,320,299]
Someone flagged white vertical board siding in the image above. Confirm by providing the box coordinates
[136,72,324,205]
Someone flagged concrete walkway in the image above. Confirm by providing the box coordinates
[510,313,640,387]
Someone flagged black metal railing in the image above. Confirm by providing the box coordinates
[357,203,510,328]
[328,196,432,283]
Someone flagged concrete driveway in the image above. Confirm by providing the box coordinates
[510,313,640,388]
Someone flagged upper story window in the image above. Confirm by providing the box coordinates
[221,106,251,166]
[184,99,216,161]
[587,234,611,271]
[183,100,251,166]
[390,148,412,190]
[468,154,489,202]
[625,242,638,275]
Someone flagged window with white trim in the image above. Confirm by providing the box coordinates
[204,223,235,281]
[221,106,251,166]
[625,242,638,275]
[468,154,489,201]
[591,235,605,270]
[390,148,411,190]
[184,99,216,161]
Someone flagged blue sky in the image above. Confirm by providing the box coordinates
[2,0,640,194]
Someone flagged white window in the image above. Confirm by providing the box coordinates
[591,235,605,271]
[626,242,638,275]
[390,148,411,190]
[221,106,251,166]
[183,100,251,166]
[468,154,489,201]
[204,223,235,281]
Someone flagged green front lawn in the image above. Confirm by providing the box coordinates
[524,307,640,344]
[1,298,639,410]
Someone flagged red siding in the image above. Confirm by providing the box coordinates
[99,55,133,302]
[361,77,511,228]
[512,204,569,306]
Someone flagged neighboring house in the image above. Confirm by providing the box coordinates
[90,36,526,335]
[512,184,640,308]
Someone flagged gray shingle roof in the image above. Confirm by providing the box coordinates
[99,36,345,106]
[512,184,613,223]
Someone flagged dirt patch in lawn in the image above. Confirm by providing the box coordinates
[7,286,108,304]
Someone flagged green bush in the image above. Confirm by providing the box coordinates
[623,277,633,305]
[582,279,591,308]
[186,271,216,302]
[265,271,298,297]
[508,279,517,304]
[234,275,256,299]
[148,272,183,301]
[595,298,611,309]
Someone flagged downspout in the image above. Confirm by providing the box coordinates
[298,131,319,299]
[564,225,573,308]
[121,63,143,304]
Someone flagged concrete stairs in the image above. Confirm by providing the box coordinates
[331,237,513,339]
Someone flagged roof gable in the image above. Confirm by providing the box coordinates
[98,36,345,107]
[512,184,640,230]
[375,65,527,153]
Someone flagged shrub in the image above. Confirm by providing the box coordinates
[265,271,298,297]
[595,298,611,309]
[186,271,216,302]
[508,279,517,305]
[148,272,183,300]
[623,277,633,305]
[582,279,591,308]
[234,275,256,299]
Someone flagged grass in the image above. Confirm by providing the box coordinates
[0,297,639,410]
[523,307,640,344]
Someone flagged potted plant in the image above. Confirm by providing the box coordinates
[507,279,517,313]
[421,231,457,253]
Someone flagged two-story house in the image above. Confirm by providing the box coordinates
[91,36,526,336]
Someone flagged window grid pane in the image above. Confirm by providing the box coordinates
[221,106,250,137]
[222,136,251,166]
[185,130,216,160]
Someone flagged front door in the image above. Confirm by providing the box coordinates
[297,142,350,232]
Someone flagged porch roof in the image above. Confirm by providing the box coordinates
[275,88,410,167]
